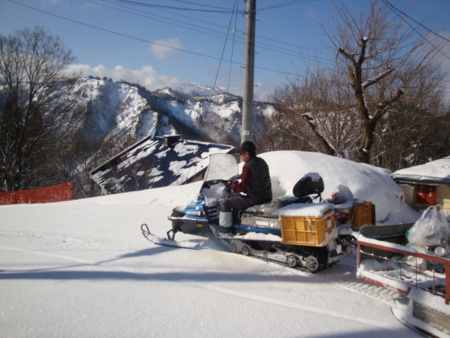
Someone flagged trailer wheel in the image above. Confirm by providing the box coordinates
[305,255,320,273]
[229,243,238,253]
[286,254,298,268]
[241,245,251,256]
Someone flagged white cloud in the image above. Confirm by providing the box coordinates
[150,38,182,59]
[66,64,182,91]
[65,63,270,100]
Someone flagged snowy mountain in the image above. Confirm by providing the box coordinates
[67,77,275,145]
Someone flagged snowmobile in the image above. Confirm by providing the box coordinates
[162,153,353,273]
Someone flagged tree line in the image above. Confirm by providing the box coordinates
[1,1,449,198]
[0,27,136,198]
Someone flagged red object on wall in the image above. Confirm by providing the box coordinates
[0,183,73,205]
[416,184,436,205]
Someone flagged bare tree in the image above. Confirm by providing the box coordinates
[331,0,442,163]
[372,98,450,169]
[269,67,361,157]
[270,0,446,166]
[0,27,78,191]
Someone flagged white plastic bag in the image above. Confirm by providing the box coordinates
[407,205,450,249]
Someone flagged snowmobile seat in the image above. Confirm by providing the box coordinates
[240,174,324,219]
[244,198,291,217]
[293,173,324,202]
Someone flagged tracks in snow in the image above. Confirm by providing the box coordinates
[1,229,403,309]
[318,255,406,307]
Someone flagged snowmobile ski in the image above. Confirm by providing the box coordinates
[140,223,199,249]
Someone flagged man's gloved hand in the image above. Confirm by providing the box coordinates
[228,174,241,183]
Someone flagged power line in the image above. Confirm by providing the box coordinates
[107,0,237,13]
[94,0,334,65]
[98,0,331,62]
[258,0,319,12]
[227,2,240,93]
[171,0,237,12]
[382,0,450,43]
[7,0,304,79]
[213,0,239,90]
[382,0,450,61]
[93,0,230,42]
[8,0,219,60]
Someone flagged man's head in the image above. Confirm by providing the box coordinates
[240,141,256,162]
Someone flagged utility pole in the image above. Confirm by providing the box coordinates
[241,0,256,143]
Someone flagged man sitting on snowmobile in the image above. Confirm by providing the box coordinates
[219,141,272,233]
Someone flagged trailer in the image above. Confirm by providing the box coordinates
[357,224,450,337]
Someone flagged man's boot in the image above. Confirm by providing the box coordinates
[219,212,232,233]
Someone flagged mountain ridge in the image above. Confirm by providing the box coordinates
[68,76,275,146]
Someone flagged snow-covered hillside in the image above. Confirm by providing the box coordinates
[0,151,421,337]
[65,77,274,144]
[71,77,157,141]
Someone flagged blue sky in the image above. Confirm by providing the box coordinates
[1,0,450,100]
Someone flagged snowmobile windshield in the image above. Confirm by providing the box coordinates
[204,153,238,182]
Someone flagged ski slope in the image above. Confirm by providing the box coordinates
[0,152,420,337]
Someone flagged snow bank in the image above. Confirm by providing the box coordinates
[260,151,419,224]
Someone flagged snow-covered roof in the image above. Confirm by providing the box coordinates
[391,156,450,185]
[90,135,235,194]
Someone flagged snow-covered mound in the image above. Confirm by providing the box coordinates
[260,151,419,225]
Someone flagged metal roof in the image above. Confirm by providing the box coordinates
[90,135,235,194]
[391,156,450,186]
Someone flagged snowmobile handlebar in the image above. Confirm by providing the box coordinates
[228,174,241,184]
[223,174,241,194]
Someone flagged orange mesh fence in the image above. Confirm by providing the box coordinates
[0,183,73,205]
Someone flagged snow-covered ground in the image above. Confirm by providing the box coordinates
[0,151,421,337]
